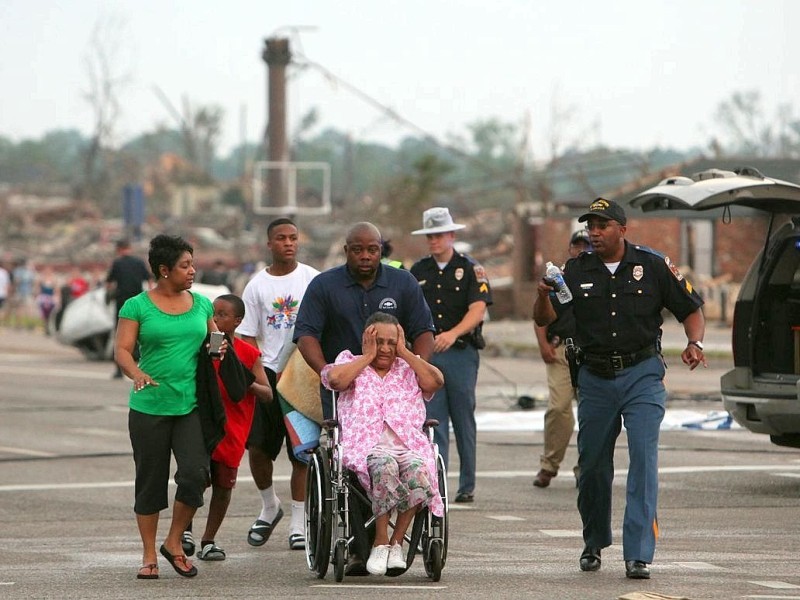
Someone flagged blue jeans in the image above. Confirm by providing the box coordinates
[428,344,479,496]
[576,355,666,563]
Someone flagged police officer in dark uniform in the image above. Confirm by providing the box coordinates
[533,198,707,580]
[410,207,492,504]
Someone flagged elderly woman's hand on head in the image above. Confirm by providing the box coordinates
[362,324,379,362]
[395,323,411,359]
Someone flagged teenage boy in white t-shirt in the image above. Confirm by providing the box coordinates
[236,218,319,550]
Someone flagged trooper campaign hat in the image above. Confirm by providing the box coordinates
[411,207,466,235]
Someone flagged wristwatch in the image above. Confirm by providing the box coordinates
[688,340,704,351]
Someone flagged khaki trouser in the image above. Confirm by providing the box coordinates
[540,344,577,473]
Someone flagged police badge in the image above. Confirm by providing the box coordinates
[633,265,644,281]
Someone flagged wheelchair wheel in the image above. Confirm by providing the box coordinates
[305,448,332,579]
[424,453,449,580]
[428,539,444,582]
[436,452,449,566]
[333,539,347,582]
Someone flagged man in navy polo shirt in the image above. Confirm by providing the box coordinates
[294,221,435,575]
[294,223,434,405]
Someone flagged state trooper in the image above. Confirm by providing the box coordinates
[533,198,707,580]
[410,207,492,504]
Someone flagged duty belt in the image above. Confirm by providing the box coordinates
[582,345,659,377]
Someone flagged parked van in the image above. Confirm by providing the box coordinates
[631,167,800,448]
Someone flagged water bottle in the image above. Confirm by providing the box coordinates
[544,261,573,304]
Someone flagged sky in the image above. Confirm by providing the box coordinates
[2,0,799,160]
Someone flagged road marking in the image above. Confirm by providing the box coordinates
[474,465,800,479]
[0,475,278,493]
[312,584,447,590]
[540,530,582,538]
[773,472,800,479]
[0,365,110,380]
[2,465,800,492]
[749,581,800,589]
[744,596,800,599]
[475,409,739,432]
[657,465,800,474]
[675,561,728,571]
[0,445,56,457]
[487,515,525,521]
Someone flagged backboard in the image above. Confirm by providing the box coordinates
[252,161,331,216]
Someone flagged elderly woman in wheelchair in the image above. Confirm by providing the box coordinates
[320,311,445,576]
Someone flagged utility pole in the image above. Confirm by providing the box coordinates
[262,37,291,209]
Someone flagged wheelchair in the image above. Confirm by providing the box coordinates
[304,393,449,582]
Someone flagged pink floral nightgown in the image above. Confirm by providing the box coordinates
[320,350,444,517]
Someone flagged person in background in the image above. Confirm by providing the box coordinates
[294,221,435,575]
[107,239,152,379]
[10,259,36,328]
[200,259,231,287]
[55,266,91,332]
[321,312,444,576]
[534,198,706,580]
[35,265,58,335]
[115,234,223,580]
[68,266,90,300]
[236,218,319,551]
[410,207,492,504]
[191,294,272,562]
[380,239,404,269]
[0,261,10,321]
[532,229,592,489]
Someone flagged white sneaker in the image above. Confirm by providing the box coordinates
[387,543,406,570]
[366,544,390,575]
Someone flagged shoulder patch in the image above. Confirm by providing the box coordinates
[664,256,683,281]
[473,264,489,283]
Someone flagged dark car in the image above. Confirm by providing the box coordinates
[631,167,800,448]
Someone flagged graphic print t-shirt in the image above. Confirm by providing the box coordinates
[236,263,319,371]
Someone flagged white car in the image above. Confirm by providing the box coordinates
[56,283,230,360]
[631,167,800,447]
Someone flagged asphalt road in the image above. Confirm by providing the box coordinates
[1,325,799,600]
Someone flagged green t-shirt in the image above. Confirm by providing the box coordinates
[119,291,214,416]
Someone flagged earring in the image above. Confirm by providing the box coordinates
[164,274,168,278]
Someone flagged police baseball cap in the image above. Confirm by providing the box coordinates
[570,229,591,245]
[578,198,627,226]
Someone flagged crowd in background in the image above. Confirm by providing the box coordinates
[0,255,258,336]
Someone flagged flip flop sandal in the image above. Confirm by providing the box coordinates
[247,507,283,547]
[181,530,196,557]
[197,542,226,561]
[159,544,198,578]
[288,533,305,550]
[136,563,159,580]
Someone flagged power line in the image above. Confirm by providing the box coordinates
[290,49,508,179]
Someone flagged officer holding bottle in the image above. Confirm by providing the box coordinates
[533,198,707,580]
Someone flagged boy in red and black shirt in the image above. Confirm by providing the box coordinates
[190,294,273,561]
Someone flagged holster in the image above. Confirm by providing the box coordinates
[565,337,581,388]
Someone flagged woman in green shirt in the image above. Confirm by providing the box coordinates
[115,234,220,580]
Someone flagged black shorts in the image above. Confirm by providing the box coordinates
[246,367,295,462]
[128,409,209,515]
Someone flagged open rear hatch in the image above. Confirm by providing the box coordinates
[631,167,800,379]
